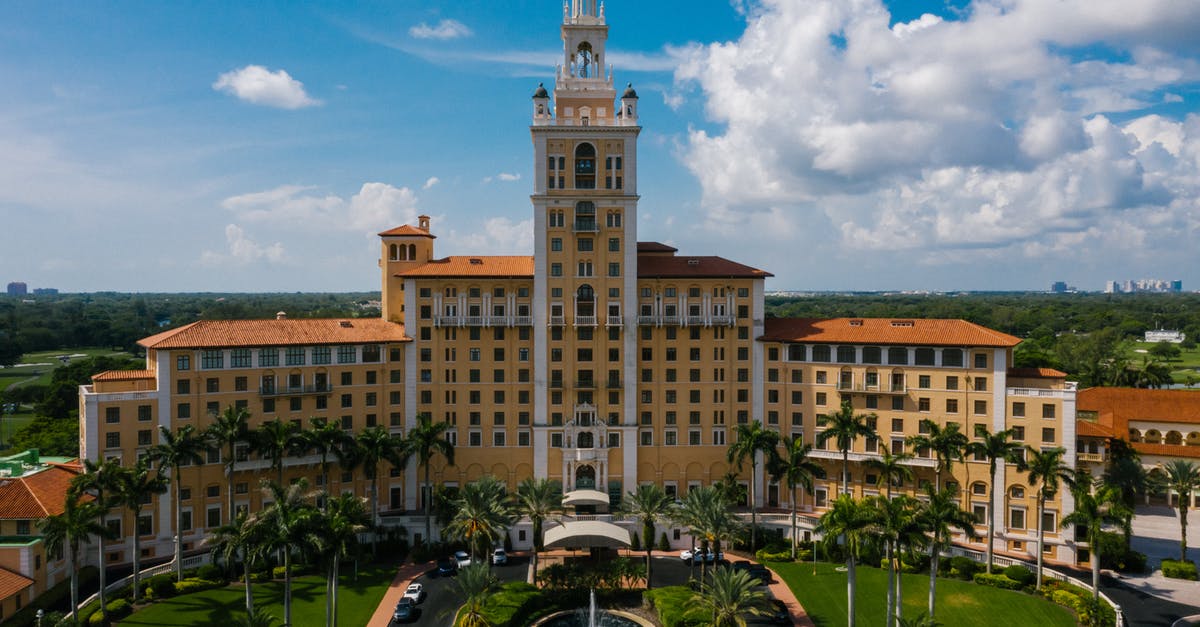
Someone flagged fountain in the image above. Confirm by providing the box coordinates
[533,589,646,627]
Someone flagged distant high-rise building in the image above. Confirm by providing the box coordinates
[6,282,27,296]
[1104,280,1120,294]
[31,288,58,295]
[1051,281,1068,294]
[1171,280,1183,293]
[1104,278,1180,294]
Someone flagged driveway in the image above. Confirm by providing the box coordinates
[385,556,529,627]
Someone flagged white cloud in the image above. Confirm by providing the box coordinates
[222,182,420,232]
[200,224,285,266]
[409,19,473,40]
[213,65,320,109]
[672,0,1200,285]
[423,176,440,190]
[442,217,534,255]
[483,172,521,183]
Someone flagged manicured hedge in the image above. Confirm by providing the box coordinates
[1161,559,1198,581]
[644,586,708,627]
[145,573,177,600]
[1003,565,1035,586]
[974,572,1024,590]
[88,598,134,625]
[174,578,225,595]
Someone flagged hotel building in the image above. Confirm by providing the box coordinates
[80,0,1080,568]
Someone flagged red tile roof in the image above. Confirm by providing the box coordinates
[0,568,33,602]
[91,370,155,382]
[395,256,535,278]
[637,255,772,279]
[1076,420,1114,438]
[637,241,678,253]
[139,318,410,350]
[1132,442,1200,459]
[1078,388,1200,426]
[378,225,435,238]
[760,317,1021,348]
[0,465,81,520]
[1008,367,1068,378]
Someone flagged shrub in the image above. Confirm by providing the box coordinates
[645,586,709,627]
[174,578,225,595]
[195,563,225,582]
[1002,564,1035,586]
[145,573,177,600]
[657,532,670,552]
[973,572,1023,590]
[947,556,980,580]
[1161,559,1199,581]
[88,599,134,625]
[272,563,314,579]
[249,570,272,583]
[630,531,641,551]
[756,549,793,562]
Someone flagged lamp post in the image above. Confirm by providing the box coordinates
[36,609,44,627]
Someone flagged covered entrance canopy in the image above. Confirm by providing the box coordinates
[543,520,632,549]
[562,489,610,507]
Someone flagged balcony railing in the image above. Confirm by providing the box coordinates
[573,220,599,233]
[1078,452,1107,463]
[605,315,623,327]
[574,315,597,327]
[685,315,706,326]
[575,380,596,389]
[606,379,623,389]
[638,315,659,326]
[259,384,333,397]
[835,382,907,394]
[711,314,735,326]
[549,315,565,326]
[512,315,533,326]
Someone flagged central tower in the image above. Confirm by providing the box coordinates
[531,0,640,500]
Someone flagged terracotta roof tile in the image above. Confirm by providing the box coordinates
[1008,367,1069,378]
[395,256,534,278]
[1132,442,1200,459]
[1076,420,1115,438]
[637,255,772,279]
[91,370,155,382]
[0,465,81,520]
[0,568,34,601]
[139,318,410,350]
[760,317,1021,348]
[1077,388,1200,426]
[378,225,435,238]
[636,241,678,253]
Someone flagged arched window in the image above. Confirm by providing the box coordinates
[574,200,596,231]
[1166,431,1183,445]
[575,42,594,78]
[1009,486,1025,499]
[389,244,399,261]
[574,144,596,189]
[408,244,417,260]
[576,284,595,318]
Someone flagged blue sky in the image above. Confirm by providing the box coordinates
[2,1,1199,293]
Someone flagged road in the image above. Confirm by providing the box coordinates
[392,556,529,626]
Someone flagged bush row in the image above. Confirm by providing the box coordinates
[1161,559,1199,581]
[973,572,1025,591]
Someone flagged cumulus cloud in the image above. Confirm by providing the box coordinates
[483,172,521,183]
[213,65,320,109]
[672,0,1200,286]
[222,182,420,232]
[442,217,534,255]
[409,19,473,40]
[423,176,440,189]
[200,224,285,266]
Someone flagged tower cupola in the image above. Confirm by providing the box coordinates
[533,83,552,122]
[619,83,638,123]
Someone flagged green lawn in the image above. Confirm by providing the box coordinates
[120,564,397,627]
[771,561,1076,627]
[1131,341,1200,385]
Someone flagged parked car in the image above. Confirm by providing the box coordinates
[681,549,723,564]
[680,549,696,562]
[434,557,457,577]
[393,597,416,623]
[455,550,472,568]
[492,548,508,566]
[402,583,426,604]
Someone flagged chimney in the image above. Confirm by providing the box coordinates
[276,311,287,320]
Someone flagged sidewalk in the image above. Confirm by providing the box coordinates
[365,560,433,627]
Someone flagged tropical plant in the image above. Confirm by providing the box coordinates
[727,420,780,552]
[452,562,498,627]
[302,417,356,509]
[206,405,252,525]
[404,412,456,544]
[1025,446,1074,589]
[673,486,740,591]
[252,418,305,486]
[516,477,562,584]
[112,456,167,603]
[446,476,514,565]
[149,424,207,581]
[865,442,914,499]
[965,426,1025,573]
[68,456,123,622]
[817,400,878,495]
[692,566,775,627]
[916,487,977,620]
[621,482,675,589]
[769,435,823,559]
[252,478,320,627]
[354,426,408,554]
[816,494,875,627]
[210,510,267,618]
[39,496,109,622]
[316,493,371,627]
[906,420,968,493]
[867,494,923,627]
[1061,476,1128,600]
[1157,460,1200,563]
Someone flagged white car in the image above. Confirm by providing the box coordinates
[454,550,472,568]
[492,548,508,566]
[402,582,426,604]
[681,549,722,563]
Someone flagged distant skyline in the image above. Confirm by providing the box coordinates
[3,0,1199,293]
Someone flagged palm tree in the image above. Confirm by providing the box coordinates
[674,486,740,591]
[452,563,498,627]
[210,510,266,618]
[1158,460,1200,563]
[917,487,977,621]
[1061,476,1127,600]
[867,495,923,627]
[253,418,305,486]
[69,457,123,622]
[1102,439,1147,547]
[905,420,968,493]
[816,494,874,627]
[316,493,370,627]
[817,400,878,495]
[727,420,780,552]
[1025,446,1074,590]
[302,417,356,508]
[621,483,675,589]
[404,412,456,544]
[769,435,823,559]
[39,496,109,622]
[446,476,513,565]
[515,477,561,584]
[354,426,408,554]
[692,566,775,627]
[865,442,914,499]
[253,478,320,627]
[206,405,252,525]
[149,424,207,581]
[112,456,167,603]
[965,427,1025,573]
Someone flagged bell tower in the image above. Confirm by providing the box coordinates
[531,1,640,496]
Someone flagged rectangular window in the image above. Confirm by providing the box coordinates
[177,354,191,370]
[1042,404,1056,419]
[138,404,152,421]
[105,407,120,424]
[312,346,331,365]
[1009,508,1026,530]
[1013,402,1026,417]
[974,353,988,369]
[201,350,224,369]
[105,432,120,448]
[946,376,958,390]
[1041,427,1055,443]
[259,348,279,367]
[230,349,252,368]
[974,377,987,392]
[177,403,191,420]
[974,399,987,415]
[285,347,306,366]
[918,398,930,412]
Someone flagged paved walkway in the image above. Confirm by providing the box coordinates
[366,560,433,627]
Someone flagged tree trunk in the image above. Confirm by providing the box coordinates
[332,555,340,627]
[645,519,654,590]
[846,554,856,627]
[842,451,850,495]
[227,445,236,525]
[885,543,895,627]
[244,551,254,615]
[424,464,432,545]
[895,553,903,626]
[750,460,758,552]
[175,469,184,582]
[1091,549,1100,602]
[1036,494,1045,590]
[132,514,142,603]
[986,461,996,574]
[277,457,284,488]
[284,551,293,627]
[69,546,79,622]
[791,487,798,560]
[370,473,379,555]
[928,544,938,620]
[1180,503,1189,563]
[98,523,107,622]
